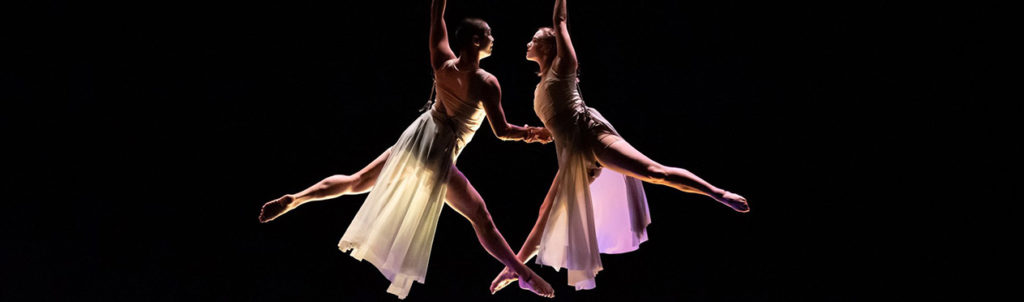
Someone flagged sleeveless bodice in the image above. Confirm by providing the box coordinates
[533,67,583,130]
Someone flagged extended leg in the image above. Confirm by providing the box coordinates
[259,148,392,223]
[594,135,749,212]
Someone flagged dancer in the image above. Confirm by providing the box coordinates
[489,0,750,293]
[258,0,555,298]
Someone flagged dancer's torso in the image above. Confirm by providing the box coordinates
[534,67,587,141]
[432,59,487,150]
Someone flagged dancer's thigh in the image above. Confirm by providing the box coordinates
[443,165,490,223]
[355,147,393,181]
[593,134,664,181]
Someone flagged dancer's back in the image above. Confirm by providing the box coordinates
[431,59,488,152]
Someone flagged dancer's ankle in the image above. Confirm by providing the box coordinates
[512,263,532,277]
[708,188,728,199]
[281,194,298,207]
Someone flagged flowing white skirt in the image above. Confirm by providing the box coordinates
[535,106,652,290]
[337,110,464,299]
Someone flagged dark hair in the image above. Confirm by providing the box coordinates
[453,18,489,54]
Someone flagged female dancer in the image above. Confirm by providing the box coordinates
[489,0,750,293]
[258,0,555,298]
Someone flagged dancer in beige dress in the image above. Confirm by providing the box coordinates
[489,0,750,294]
[258,0,555,298]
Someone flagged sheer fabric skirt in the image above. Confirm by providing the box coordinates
[337,110,464,299]
[535,105,652,290]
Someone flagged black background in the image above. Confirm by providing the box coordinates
[2,0,1009,301]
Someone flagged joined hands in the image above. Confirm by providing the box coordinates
[524,126,553,144]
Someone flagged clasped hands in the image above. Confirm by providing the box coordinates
[523,126,553,144]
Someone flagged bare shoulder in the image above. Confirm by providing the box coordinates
[435,58,459,73]
[475,69,500,88]
[474,70,500,102]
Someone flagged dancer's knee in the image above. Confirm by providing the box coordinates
[321,174,351,187]
[537,202,553,219]
[350,174,375,192]
[468,206,496,231]
[321,174,373,193]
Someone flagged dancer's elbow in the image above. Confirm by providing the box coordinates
[537,203,552,218]
[553,15,566,25]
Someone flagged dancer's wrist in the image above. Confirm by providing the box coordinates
[523,125,534,141]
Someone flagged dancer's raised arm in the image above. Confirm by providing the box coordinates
[551,0,577,75]
[430,0,456,70]
[480,76,551,143]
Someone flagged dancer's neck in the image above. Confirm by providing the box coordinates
[455,53,482,71]
[535,56,552,76]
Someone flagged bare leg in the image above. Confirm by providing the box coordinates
[259,148,392,223]
[593,135,748,212]
[490,171,560,294]
[444,166,555,298]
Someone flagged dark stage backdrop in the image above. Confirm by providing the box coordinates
[3,0,1007,301]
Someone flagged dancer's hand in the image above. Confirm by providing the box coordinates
[523,128,537,143]
[529,127,552,144]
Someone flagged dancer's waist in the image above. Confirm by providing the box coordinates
[537,100,588,128]
[429,108,483,138]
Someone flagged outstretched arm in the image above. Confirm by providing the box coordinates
[430,0,457,70]
[551,0,578,75]
[480,76,549,143]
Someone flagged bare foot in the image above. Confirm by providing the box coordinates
[717,191,749,213]
[489,267,518,294]
[517,268,554,298]
[259,195,296,223]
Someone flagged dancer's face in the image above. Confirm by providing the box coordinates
[526,30,546,62]
[477,26,495,59]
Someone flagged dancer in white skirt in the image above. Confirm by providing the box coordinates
[489,0,751,294]
[258,0,555,299]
